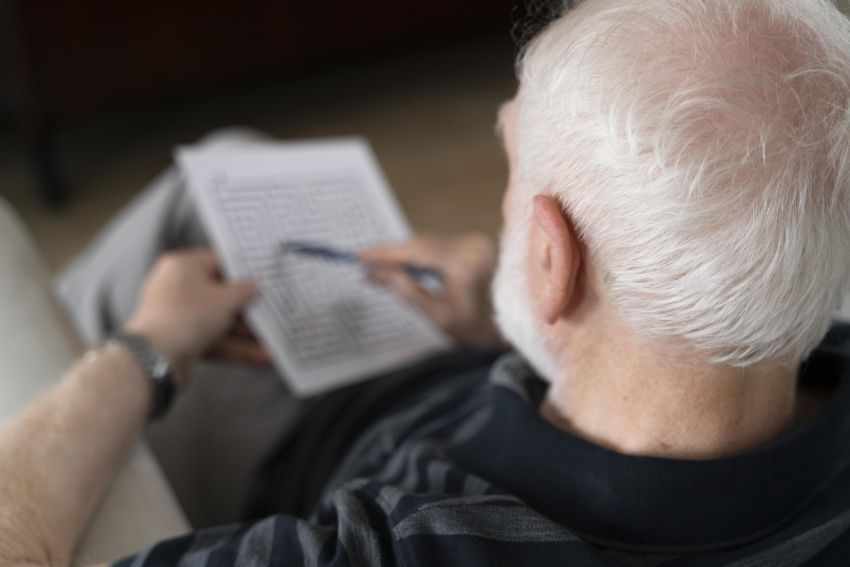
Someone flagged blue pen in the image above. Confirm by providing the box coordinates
[280,240,445,293]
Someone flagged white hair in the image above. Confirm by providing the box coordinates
[513,0,850,367]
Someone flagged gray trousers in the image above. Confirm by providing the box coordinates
[57,129,310,529]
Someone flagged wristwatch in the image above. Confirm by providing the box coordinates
[106,332,176,420]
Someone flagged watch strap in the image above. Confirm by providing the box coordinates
[106,332,175,420]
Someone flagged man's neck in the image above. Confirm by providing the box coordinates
[539,335,799,460]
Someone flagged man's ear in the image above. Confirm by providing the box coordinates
[530,194,581,325]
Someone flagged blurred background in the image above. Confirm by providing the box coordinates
[0,0,521,271]
[7,1,848,274]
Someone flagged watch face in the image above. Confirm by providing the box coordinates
[109,333,175,420]
[152,357,170,380]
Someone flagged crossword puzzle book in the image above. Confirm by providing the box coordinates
[178,138,448,396]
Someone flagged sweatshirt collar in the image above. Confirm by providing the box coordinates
[451,336,850,552]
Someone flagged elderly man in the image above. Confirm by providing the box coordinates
[2,0,850,565]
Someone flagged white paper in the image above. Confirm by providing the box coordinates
[178,138,448,396]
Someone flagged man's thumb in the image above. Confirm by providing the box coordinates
[222,280,261,308]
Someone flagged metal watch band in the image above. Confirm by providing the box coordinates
[106,332,175,420]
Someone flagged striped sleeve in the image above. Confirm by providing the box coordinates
[113,515,353,567]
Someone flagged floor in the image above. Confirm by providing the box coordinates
[0,34,516,272]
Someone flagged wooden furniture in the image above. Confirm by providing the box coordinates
[0,0,517,205]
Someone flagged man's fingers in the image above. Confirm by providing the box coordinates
[377,270,439,315]
[220,280,261,309]
[366,265,392,284]
[179,248,260,308]
[177,248,221,273]
[359,245,408,264]
[207,337,272,366]
[359,238,441,266]
[233,318,256,339]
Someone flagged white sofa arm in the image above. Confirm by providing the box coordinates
[0,198,190,565]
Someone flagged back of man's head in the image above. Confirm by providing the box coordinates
[515,0,850,367]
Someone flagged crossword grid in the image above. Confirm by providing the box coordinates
[211,173,427,369]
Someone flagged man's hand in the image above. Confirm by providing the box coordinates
[206,316,272,368]
[360,233,506,349]
[0,247,261,567]
[124,248,262,388]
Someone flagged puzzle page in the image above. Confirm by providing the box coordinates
[178,138,447,396]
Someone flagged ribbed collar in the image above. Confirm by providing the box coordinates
[450,335,850,553]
